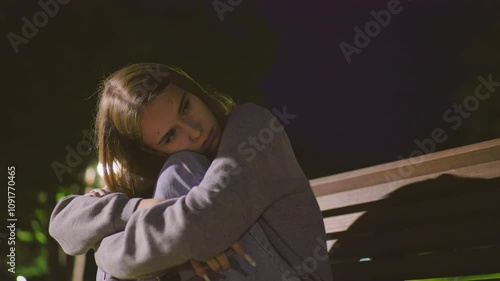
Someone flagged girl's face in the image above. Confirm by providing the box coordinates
[140,83,221,158]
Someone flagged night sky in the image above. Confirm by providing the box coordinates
[2,0,500,260]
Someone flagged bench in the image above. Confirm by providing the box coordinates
[310,138,500,280]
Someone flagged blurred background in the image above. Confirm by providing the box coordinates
[2,0,499,280]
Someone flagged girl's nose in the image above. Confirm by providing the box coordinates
[181,119,201,140]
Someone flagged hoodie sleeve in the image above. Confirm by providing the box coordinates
[49,193,143,256]
[94,103,308,279]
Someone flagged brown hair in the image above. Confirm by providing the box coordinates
[93,63,237,197]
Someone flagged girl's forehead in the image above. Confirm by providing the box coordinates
[142,85,191,126]
[146,94,176,115]
[149,86,183,109]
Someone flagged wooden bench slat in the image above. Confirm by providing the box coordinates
[316,160,500,212]
[311,139,500,197]
[322,176,499,231]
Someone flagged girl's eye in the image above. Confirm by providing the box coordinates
[183,99,190,113]
[165,129,175,144]
[165,99,189,144]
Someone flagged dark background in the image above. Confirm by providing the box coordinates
[2,0,499,280]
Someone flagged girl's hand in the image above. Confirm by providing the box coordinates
[84,188,110,198]
[189,242,256,281]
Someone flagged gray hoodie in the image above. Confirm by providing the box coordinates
[49,103,333,281]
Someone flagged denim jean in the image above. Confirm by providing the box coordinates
[97,151,301,281]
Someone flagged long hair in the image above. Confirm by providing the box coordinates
[93,63,237,197]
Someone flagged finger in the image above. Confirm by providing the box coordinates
[205,258,222,273]
[95,189,108,197]
[231,242,245,256]
[84,191,98,197]
[214,253,231,271]
[84,189,101,197]
[190,259,210,281]
[92,191,103,198]
[231,242,256,267]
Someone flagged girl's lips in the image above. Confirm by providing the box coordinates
[202,128,214,150]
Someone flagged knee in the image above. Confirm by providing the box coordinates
[165,151,211,177]
[153,151,212,199]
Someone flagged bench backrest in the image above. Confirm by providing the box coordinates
[310,138,500,280]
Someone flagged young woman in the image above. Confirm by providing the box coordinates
[49,63,333,281]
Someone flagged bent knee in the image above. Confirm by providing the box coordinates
[153,151,212,198]
[165,151,211,174]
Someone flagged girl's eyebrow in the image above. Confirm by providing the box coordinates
[157,92,187,145]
